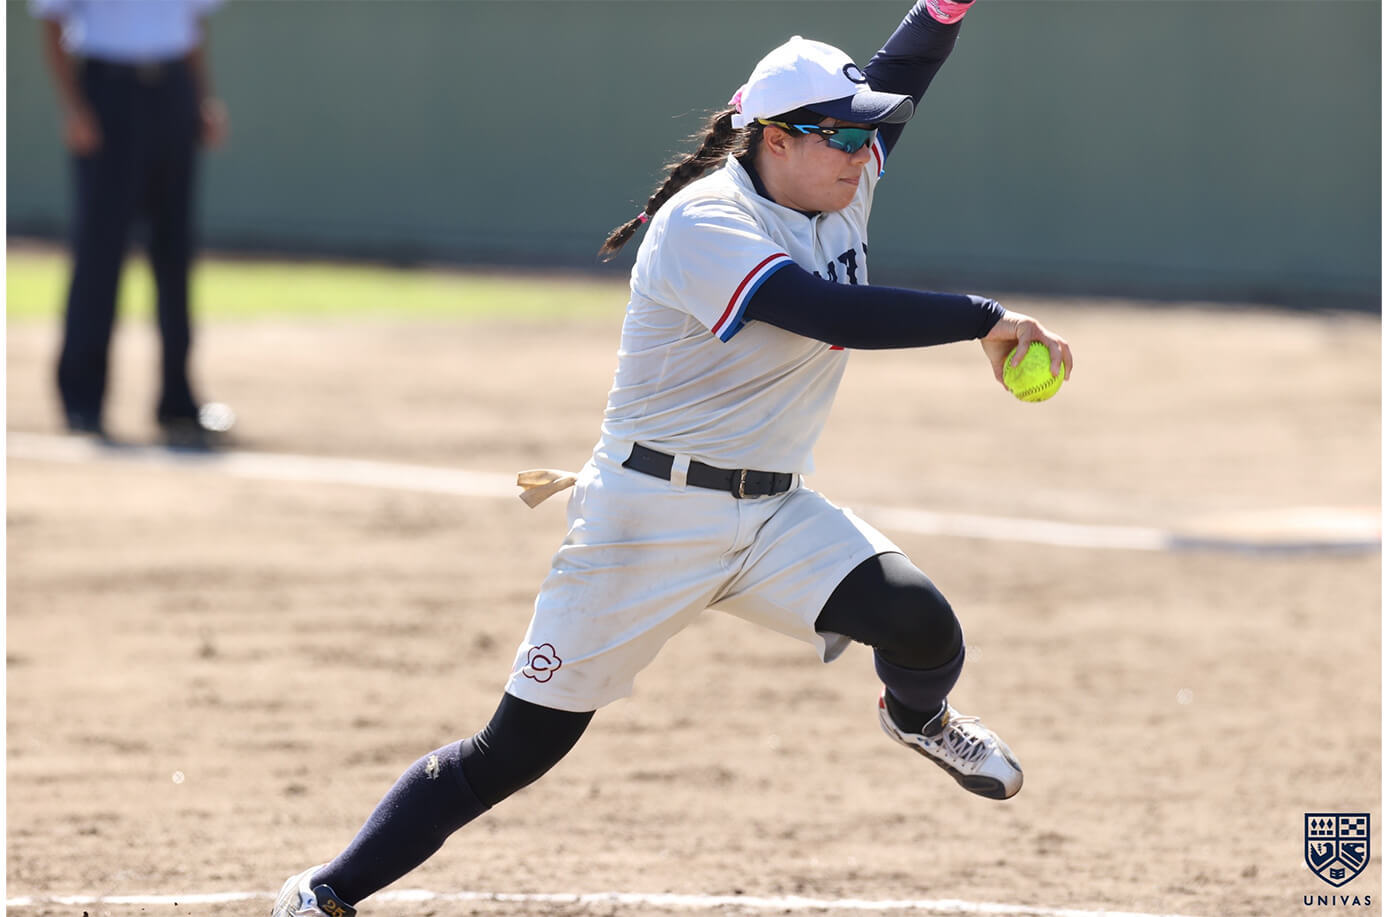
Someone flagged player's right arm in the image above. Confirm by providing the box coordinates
[742,267,1072,387]
[740,263,1002,350]
[647,192,1007,353]
[637,196,796,343]
[979,309,1074,386]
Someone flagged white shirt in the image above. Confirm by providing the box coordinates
[602,136,888,474]
[31,0,222,63]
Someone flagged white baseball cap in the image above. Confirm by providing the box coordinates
[729,36,915,130]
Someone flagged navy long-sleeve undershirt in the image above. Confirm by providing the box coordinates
[867,2,967,158]
[742,263,1003,350]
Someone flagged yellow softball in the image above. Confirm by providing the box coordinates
[1003,341,1064,402]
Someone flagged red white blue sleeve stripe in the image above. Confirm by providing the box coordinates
[871,134,886,179]
[711,252,794,341]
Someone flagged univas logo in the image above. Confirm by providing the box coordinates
[1306,813,1370,887]
[522,643,563,683]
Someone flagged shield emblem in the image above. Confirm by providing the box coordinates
[1306,813,1370,887]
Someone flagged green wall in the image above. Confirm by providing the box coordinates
[7,0,1380,307]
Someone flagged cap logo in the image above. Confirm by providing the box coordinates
[842,63,867,84]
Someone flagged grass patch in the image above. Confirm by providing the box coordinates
[5,246,629,323]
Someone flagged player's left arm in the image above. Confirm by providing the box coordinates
[866,0,975,159]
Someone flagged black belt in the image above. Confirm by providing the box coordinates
[622,443,794,499]
[81,57,187,85]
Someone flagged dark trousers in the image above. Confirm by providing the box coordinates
[58,57,202,427]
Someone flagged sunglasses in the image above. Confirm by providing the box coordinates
[756,119,877,154]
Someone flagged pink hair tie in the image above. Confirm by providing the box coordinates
[636,212,649,224]
[728,88,744,113]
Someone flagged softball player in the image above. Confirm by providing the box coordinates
[274,2,1074,913]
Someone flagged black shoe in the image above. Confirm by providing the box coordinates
[65,411,108,438]
[158,402,235,449]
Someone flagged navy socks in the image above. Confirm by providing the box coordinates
[876,642,965,734]
[309,694,593,905]
[311,741,488,905]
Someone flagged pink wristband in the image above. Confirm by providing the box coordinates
[923,0,972,24]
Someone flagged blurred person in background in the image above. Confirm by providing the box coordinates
[33,0,235,448]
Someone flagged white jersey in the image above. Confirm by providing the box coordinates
[601,136,889,474]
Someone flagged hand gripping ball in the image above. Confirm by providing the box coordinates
[1003,341,1064,402]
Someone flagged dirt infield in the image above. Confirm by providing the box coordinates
[6,292,1381,917]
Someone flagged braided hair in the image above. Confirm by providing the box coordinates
[598,108,768,261]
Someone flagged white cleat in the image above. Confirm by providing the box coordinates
[271,866,357,917]
[877,690,1023,800]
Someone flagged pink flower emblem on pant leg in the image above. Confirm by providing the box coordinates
[523,644,563,682]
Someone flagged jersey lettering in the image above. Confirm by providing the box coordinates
[822,247,863,286]
[836,248,860,285]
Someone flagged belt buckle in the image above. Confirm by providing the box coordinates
[735,469,749,499]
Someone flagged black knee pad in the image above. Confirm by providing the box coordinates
[876,575,961,669]
[816,552,962,669]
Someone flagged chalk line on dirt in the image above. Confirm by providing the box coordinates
[7,431,1378,554]
[4,890,1205,917]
